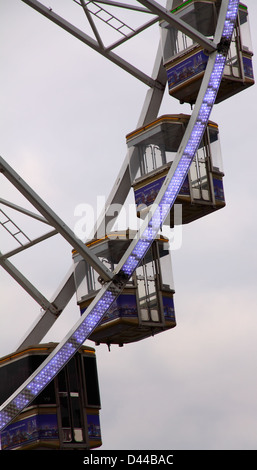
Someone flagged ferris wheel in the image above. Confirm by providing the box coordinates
[0,0,254,450]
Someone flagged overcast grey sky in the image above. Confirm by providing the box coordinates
[1,0,257,450]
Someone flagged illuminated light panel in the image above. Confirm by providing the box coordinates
[0,0,240,432]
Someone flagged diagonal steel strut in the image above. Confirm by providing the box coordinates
[0,157,113,282]
[21,0,163,89]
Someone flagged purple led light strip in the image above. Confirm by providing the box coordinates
[0,0,240,432]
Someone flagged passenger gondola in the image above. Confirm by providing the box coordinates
[160,1,254,104]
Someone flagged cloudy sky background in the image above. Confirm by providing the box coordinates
[0,0,257,450]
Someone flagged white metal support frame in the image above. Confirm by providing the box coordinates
[0,156,113,283]
[0,0,240,431]
[21,0,162,89]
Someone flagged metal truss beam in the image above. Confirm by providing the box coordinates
[0,198,51,225]
[21,0,162,89]
[0,229,58,259]
[75,0,151,14]
[0,156,113,282]
[105,17,159,51]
